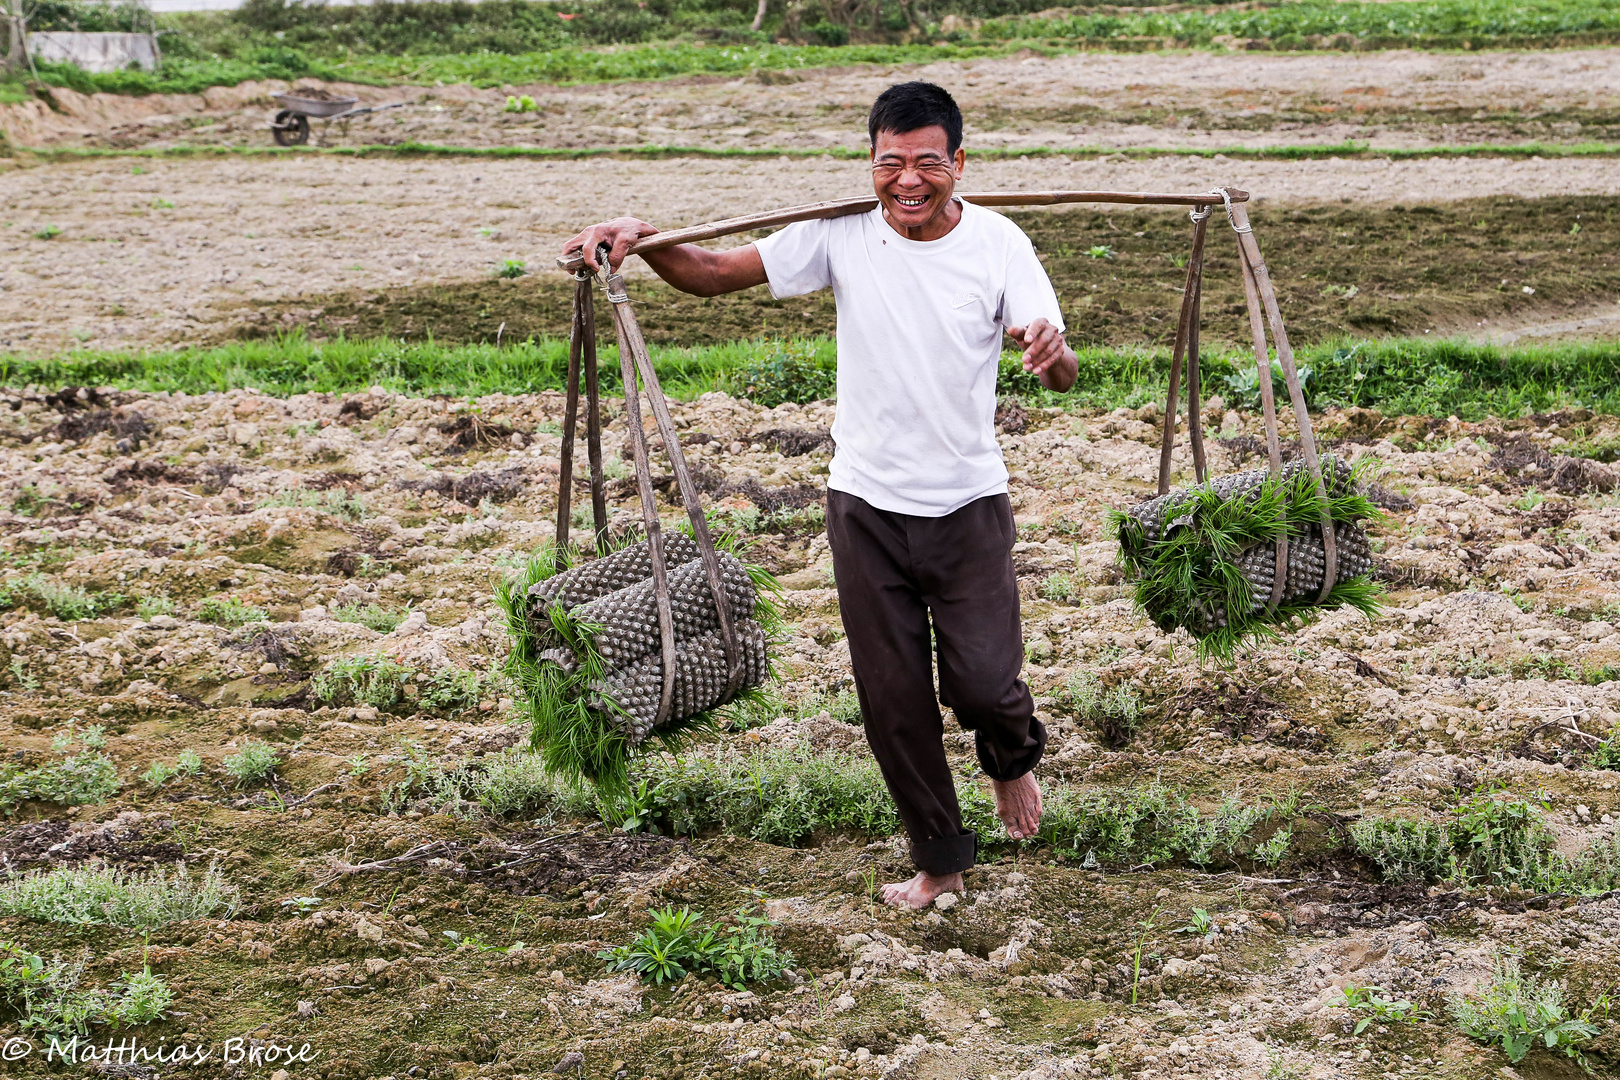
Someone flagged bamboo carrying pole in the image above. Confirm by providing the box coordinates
[548,185,1336,719]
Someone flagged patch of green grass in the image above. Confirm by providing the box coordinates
[220,739,279,787]
[1056,671,1142,742]
[135,595,176,620]
[1449,950,1609,1068]
[196,595,269,627]
[0,865,237,928]
[314,654,414,709]
[1351,794,1620,894]
[0,754,121,816]
[331,601,407,633]
[599,905,793,989]
[9,331,1620,419]
[257,488,368,521]
[0,574,122,620]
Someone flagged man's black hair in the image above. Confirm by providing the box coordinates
[868,82,964,157]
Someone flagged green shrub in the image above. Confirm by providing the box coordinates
[599,906,793,988]
[314,655,413,708]
[0,754,121,816]
[1058,671,1141,739]
[175,749,204,777]
[197,595,268,627]
[1449,951,1607,1068]
[495,258,528,279]
[220,739,279,787]
[332,601,407,633]
[0,865,237,928]
[719,340,835,407]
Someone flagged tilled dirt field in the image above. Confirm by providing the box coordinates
[3,379,1620,1078]
[4,153,1620,353]
[3,48,1619,152]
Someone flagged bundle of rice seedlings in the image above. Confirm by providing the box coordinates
[1110,456,1383,662]
[497,528,781,791]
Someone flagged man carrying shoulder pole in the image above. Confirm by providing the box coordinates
[564,81,1078,909]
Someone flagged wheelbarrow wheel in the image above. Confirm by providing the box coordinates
[272,110,310,147]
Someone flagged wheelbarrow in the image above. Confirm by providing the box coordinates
[271,92,405,146]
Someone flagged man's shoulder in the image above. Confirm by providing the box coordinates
[961,199,1031,242]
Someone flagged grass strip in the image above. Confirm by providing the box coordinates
[7,333,1620,421]
[8,0,1620,102]
[13,140,1620,164]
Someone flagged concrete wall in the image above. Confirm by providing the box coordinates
[28,32,159,73]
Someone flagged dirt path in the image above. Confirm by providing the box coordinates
[3,153,1619,353]
[3,47,1618,152]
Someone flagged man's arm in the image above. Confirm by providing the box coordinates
[1006,318,1078,393]
[562,217,767,297]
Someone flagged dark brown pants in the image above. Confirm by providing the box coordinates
[826,489,1045,876]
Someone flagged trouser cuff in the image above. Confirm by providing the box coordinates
[974,714,1048,783]
[910,830,977,876]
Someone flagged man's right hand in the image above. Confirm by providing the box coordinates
[562,217,660,273]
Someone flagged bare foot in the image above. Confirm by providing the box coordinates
[993,772,1043,839]
[880,871,963,910]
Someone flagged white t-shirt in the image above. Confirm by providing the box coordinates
[753,198,1064,517]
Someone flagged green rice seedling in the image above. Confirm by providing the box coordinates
[220,739,279,787]
[1449,951,1608,1068]
[197,595,268,627]
[1111,456,1382,663]
[0,864,237,928]
[331,601,407,633]
[135,595,175,620]
[498,524,785,792]
[314,655,413,708]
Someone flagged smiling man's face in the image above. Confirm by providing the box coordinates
[870,125,966,239]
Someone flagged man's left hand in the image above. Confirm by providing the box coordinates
[1006,318,1077,392]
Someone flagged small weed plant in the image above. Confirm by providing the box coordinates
[720,340,835,408]
[221,739,279,787]
[257,489,368,521]
[314,654,413,708]
[0,942,175,1036]
[0,574,120,620]
[599,906,793,988]
[1058,671,1141,741]
[197,595,268,627]
[135,595,175,620]
[0,754,120,816]
[332,601,406,633]
[1332,983,1430,1034]
[1449,951,1608,1068]
[495,258,528,279]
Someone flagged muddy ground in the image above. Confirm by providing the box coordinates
[2,376,1620,1080]
[3,154,1620,354]
[3,48,1619,153]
